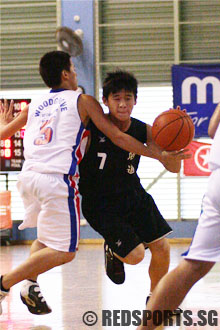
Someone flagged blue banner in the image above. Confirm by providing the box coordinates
[172,64,220,137]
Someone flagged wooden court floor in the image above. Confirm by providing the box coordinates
[0,242,220,330]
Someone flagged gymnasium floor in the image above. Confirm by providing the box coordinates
[0,243,220,330]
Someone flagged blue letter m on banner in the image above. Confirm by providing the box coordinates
[172,64,220,137]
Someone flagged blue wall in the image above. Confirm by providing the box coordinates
[61,0,95,96]
[0,220,197,243]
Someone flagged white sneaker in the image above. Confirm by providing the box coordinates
[0,289,9,315]
[20,280,52,315]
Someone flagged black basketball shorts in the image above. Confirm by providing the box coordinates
[81,188,172,258]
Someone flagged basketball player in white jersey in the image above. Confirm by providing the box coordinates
[0,51,190,316]
[137,103,220,329]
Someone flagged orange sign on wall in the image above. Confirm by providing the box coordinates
[0,191,12,230]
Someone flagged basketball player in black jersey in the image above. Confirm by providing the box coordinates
[79,71,186,312]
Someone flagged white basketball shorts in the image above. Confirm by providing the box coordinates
[17,171,80,252]
[183,168,220,262]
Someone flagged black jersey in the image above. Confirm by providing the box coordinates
[79,117,147,196]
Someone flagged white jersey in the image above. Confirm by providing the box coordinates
[209,123,220,171]
[22,89,88,175]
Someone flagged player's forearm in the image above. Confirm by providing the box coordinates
[208,103,220,138]
[114,137,182,172]
[0,122,18,140]
[112,133,163,158]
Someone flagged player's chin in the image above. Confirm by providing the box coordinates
[117,113,130,120]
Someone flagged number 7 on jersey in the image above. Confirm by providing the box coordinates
[97,152,107,170]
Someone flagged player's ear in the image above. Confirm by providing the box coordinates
[102,96,108,106]
[61,69,69,81]
[133,94,137,105]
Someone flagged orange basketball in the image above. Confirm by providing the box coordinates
[152,109,195,151]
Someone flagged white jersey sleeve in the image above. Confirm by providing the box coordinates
[22,89,89,175]
[209,123,220,171]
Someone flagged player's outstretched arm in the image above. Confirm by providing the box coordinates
[0,100,28,140]
[78,94,169,158]
[208,103,220,139]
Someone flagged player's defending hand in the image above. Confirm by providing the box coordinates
[162,149,192,160]
[0,99,14,125]
[0,99,28,140]
[160,149,192,173]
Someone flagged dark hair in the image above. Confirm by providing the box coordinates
[39,51,71,88]
[103,70,138,101]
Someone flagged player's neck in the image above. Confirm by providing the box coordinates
[57,81,77,91]
[108,114,131,132]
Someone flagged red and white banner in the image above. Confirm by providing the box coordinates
[183,141,211,176]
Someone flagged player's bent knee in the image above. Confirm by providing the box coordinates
[160,239,170,256]
[149,238,170,257]
[123,244,145,265]
[60,251,76,263]
[181,259,214,279]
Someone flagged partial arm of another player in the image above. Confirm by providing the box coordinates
[0,100,28,140]
[78,94,171,158]
[208,103,220,139]
[146,124,191,173]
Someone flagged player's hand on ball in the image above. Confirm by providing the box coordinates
[160,149,192,173]
[0,99,14,124]
[170,105,187,113]
[162,149,192,161]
